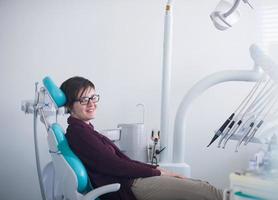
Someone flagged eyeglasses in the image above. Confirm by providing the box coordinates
[75,94,100,105]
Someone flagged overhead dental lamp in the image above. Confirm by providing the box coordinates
[210,0,253,31]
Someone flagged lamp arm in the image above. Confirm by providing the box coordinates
[223,0,241,17]
[172,69,262,163]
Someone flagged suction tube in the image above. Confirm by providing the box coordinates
[33,84,47,200]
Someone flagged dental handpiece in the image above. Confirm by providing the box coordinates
[245,91,278,145]
[235,122,254,152]
[238,101,271,147]
[244,120,264,145]
[222,120,242,149]
[207,113,234,147]
[217,120,235,147]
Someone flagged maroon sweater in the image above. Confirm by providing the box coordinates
[66,116,161,200]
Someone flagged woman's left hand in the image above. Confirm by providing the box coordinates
[157,167,186,179]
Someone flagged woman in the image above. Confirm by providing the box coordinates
[60,76,223,200]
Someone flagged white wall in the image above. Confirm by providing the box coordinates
[0,0,276,199]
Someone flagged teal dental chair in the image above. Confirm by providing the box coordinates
[22,76,120,200]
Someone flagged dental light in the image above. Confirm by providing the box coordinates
[210,0,253,31]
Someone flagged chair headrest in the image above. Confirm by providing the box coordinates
[43,76,67,108]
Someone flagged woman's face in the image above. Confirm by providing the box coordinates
[71,87,98,124]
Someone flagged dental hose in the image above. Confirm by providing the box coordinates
[207,75,266,147]
[223,82,277,148]
[33,84,47,200]
[219,77,272,148]
[244,91,278,145]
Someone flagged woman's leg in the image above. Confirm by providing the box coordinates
[131,176,223,200]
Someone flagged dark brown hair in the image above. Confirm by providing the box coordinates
[60,76,95,113]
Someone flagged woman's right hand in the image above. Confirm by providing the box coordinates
[157,167,186,179]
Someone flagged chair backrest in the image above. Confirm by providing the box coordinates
[51,123,91,193]
[43,76,92,196]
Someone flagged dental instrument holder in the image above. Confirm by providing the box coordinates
[207,45,278,151]
[172,44,278,165]
[148,130,166,166]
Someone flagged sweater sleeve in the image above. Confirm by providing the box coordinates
[130,160,158,169]
[101,134,158,169]
[68,125,161,179]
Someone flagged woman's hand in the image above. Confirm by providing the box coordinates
[157,167,186,179]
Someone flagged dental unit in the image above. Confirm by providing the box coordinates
[21,0,278,200]
[204,46,278,199]
[208,45,278,151]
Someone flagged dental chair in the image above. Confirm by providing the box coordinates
[22,76,120,200]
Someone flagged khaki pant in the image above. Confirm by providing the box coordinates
[131,176,223,200]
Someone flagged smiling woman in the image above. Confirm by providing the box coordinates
[59,76,223,200]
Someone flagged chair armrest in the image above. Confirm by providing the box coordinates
[82,183,121,200]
